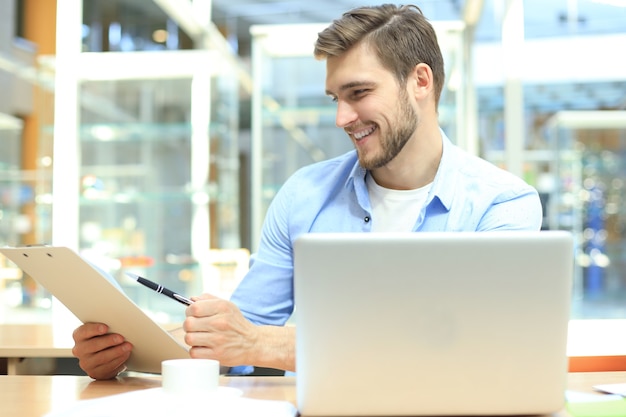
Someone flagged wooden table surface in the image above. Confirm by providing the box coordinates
[0,323,74,356]
[1,374,296,417]
[0,323,75,374]
[2,372,626,417]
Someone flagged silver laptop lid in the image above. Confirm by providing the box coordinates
[294,231,573,416]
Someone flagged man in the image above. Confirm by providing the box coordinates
[72,4,542,380]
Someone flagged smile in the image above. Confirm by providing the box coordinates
[352,125,377,140]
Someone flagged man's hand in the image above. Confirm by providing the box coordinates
[183,294,296,372]
[72,322,132,380]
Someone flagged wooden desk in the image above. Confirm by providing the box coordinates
[0,375,296,417]
[2,372,626,417]
[0,324,74,374]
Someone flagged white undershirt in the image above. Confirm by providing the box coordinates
[366,173,432,232]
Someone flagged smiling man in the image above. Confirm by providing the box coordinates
[72,4,542,380]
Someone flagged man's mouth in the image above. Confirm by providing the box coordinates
[351,125,377,140]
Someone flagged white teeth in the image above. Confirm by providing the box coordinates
[353,126,376,140]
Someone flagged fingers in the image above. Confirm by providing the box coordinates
[187,338,239,366]
[72,322,108,343]
[182,298,255,366]
[72,323,133,380]
[79,339,132,380]
[183,299,232,336]
[189,293,219,303]
[188,345,218,360]
[184,296,231,322]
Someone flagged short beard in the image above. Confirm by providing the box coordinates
[358,91,418,170]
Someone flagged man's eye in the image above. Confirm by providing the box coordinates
[330,96,338,103]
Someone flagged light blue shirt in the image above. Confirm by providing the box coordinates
[230,132,543,326]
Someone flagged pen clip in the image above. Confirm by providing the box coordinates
[173,293,193,305]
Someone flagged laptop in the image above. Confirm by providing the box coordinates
[294,231,573,416]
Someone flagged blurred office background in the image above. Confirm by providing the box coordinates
[0,0,625,343]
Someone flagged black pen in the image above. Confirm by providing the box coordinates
[126,272,193,306]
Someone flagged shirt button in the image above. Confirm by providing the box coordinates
[364,216,370,223]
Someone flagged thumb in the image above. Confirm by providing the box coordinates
[190,292,220,302]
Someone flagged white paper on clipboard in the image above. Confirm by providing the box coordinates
[0,246,190,374]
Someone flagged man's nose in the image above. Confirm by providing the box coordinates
[335,101,358,128]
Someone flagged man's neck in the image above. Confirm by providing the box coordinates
[370,126,443,190]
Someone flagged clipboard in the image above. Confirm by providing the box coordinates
[0,246,190,374]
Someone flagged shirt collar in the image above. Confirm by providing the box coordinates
[346,130,457,212]
[427,130,458,211]
[347,155,366,190]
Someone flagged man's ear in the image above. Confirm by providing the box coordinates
[409,63,434,100]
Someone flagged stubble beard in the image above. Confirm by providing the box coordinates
[357,93,418,170]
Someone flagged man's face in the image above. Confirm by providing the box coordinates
[325,42,418,170]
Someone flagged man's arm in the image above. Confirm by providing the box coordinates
[478,190,543,231]
[248,324,296,372]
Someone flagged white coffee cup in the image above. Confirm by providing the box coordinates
[161,358,220,395]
